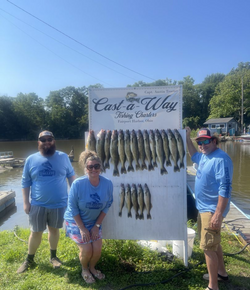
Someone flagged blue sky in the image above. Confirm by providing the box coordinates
[1,0,249,99]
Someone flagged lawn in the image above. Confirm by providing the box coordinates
[0,223,249,290]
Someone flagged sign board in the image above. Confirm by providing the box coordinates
[88,86,188,265]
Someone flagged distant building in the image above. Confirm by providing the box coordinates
[204,117,239,136]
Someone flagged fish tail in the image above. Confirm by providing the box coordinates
[147,213,152,220]
[148,164,154,171]
[174,165,180,172]
[113,168,120,176]
[136,164,141,171]
[166,160,172,167]
[179,161,184,169]
[104,161,110,169]
[127,165,134,172]
[121,166,127,174]
[161,167,168,175]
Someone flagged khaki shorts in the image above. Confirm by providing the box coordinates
[197,212,221,251]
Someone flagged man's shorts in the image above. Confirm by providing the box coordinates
[29,205,66,232]
[197,212,221,251]
[65,221,102,244]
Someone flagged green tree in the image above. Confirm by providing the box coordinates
[0,96,20,140]
[209,63,250,126]
[13,93,46,140]
[178,76,201,128]
[197,73,225,124]
[46,86,88,139]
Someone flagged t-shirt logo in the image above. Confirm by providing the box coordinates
[86,193,102,209]
[39,161,56,176]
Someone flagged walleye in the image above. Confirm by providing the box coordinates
[137,129,147,170]
[155,129,168,175]
[174,129,185,169]
[96,129,106,171]
[131,184,139,219]
[118,183,125,217]
[125,184,132,218]
[137,184,144,220]
[143,130,154,171]
[110,130,120,176]
[161,129,171,166]
[104,130,112,169]
[167,129,180,172]
[130,129,140,171]
[86,130,96,152]
[118,129,127,174]
[149,130,157,167]
[124,130,134,172]
[144,183,152,219]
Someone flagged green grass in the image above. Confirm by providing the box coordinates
[0,224,249,290]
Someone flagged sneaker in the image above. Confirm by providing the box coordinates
[17,260,35,274]
[50,257,62,268]
[203,273,229,281]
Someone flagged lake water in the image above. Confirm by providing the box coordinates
[0,139,249,231]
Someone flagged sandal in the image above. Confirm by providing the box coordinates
[81,268,95,284]
[90,269,105,280]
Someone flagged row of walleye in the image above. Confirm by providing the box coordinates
[86,128,185,176]
[119,183,152,220]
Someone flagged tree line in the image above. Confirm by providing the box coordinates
[1,62,250,141]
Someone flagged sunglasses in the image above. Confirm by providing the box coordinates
[197,139,211,146]
[87,164,101,170]
[39,138,53,143]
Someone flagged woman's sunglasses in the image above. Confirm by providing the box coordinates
[197,139,211,146]
[39,138,53,143]
[87,164,101,170]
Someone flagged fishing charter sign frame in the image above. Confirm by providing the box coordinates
[88,86,189,265]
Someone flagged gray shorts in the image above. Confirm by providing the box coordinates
[29,205,66,232]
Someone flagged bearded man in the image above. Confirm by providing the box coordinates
[17,130,76,273]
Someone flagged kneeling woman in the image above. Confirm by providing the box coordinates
[64,151,113,284]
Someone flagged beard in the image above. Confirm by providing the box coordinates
[38,142,56,156]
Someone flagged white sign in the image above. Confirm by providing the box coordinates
[87,86,188,265]
[89,86,182,130]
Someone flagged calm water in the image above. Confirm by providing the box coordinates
[0,139,249,231]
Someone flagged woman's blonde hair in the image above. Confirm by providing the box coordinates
[79,150,103,174]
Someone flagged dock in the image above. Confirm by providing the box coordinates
[187,166,250,244]
[0,190,16,219]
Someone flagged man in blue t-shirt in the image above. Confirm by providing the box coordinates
[186,127,233,290]
[17,130,76,274]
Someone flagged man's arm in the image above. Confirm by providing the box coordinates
[22,187,31,214]
[210,195,229,230]
[68,175,76,187]
[185,126,197,157]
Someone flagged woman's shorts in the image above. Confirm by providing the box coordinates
[65,221,102,244]
[198,212,221,251]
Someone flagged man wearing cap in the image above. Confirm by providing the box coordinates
[186,127,233,290]
[17,130,76,274]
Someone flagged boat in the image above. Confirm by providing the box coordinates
[0,151,26,169]
[0,151,14,159]
[235,134,250,142]
[0,191,16,219]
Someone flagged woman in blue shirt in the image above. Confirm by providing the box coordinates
[64,150,113,284]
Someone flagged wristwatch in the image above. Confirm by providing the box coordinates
[95,223,101,228]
